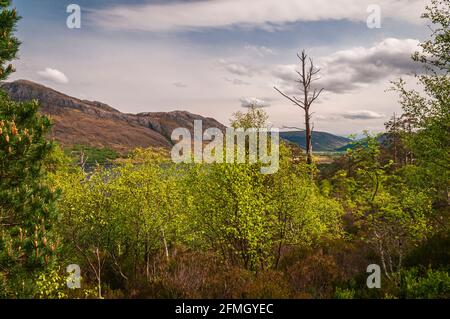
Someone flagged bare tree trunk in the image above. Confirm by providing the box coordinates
[95,247,102,299]
[393,112,398,164]
[144,240,150,282]
[162,228,169,262]
[274,50,323,166]
[375,232,391,280]
[302,51,313,165]
[146,251,150,282]
[111,252,128,282]
[305,109,313,165]
[72,233,104,299]
[275,211,288,270]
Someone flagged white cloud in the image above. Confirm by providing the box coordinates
[272,64,297,82]
[273,38,421,95]
[37,68,69,84]
[245,45,275,57]
[342,110,385,120]
[240,97,271,108]
[89,0,427,32]
[218,59,255,77]
[318,38,420,93]
[224,78,251,86]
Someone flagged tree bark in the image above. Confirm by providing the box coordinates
[162,228,169,262]
[305,109,313,165]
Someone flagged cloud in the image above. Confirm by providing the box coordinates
[315,114,341,121]
[272,64,297,82]
[342,110,385,120]
[173,82,188,88]
[218,59,255,77]
[307,110,384,122]
[37,68,69,84]
[240,97,271,108]
[318,38,420,93]
[245,45,275,57]
[89,0,427,32]
[273,38,421,95]
[224,78,251,86]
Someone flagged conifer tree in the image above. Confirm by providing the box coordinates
[0,0,20,81]
[0,0,57,297]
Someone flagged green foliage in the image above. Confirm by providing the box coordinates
[0,1,61,297]
[334,287,355,299]
[185,161,276,270]
[400,268,450,299]
[271,150,343,248]
[0,90,58,297]
[35,266,68,299]
[0,0,20,81]
[331,133,432,282]
[328,8,450,290]
[64,145,120,166]
[35,264,98,299]
[1,0,449,300]
[185,145,342,271]
[406,231,450,269]
[413,0,450,73]
[230,105,269,129]
[391,0,450,203]
[52,149,187,297]
[49,144,343,297]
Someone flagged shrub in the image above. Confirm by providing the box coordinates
[401,268,450,299]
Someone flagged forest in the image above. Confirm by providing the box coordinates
[0,0,449,299]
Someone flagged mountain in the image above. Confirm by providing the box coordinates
[1,80,226,153]
[280,130,352,152]
[1,80,354,154]
[334,133,390,152]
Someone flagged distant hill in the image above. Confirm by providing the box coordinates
[1,80,225,153]
[334,134,389,152]
[280,130,352,152]
[1,80,357,154]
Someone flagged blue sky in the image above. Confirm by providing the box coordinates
[10,0,430,135]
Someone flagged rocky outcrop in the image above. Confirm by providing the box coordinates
[1,80,225,152]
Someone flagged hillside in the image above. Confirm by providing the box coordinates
[1,80,225,153]
[334,134,390,152]
[1,80,355,154]
[280,130,352,152]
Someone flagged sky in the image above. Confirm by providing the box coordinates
[9,0,431,136]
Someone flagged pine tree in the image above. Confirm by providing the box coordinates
[0,0,20,81]
[0,0,57,297]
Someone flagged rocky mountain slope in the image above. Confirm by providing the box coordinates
[1,80,225,152]
[1,80,354,154]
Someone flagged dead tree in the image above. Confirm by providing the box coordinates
[274,50,324,165]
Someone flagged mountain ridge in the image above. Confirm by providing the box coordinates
[1,80,353,153]
[1,80,226,152]
[280,130,352,152]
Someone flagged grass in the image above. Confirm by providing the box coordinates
[64,145,120,166]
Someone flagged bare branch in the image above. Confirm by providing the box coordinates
[274,86,306,110]
[311,68,321,76]
[293,96,305,106]
[310,88,324,105]
[277,50,325,167]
